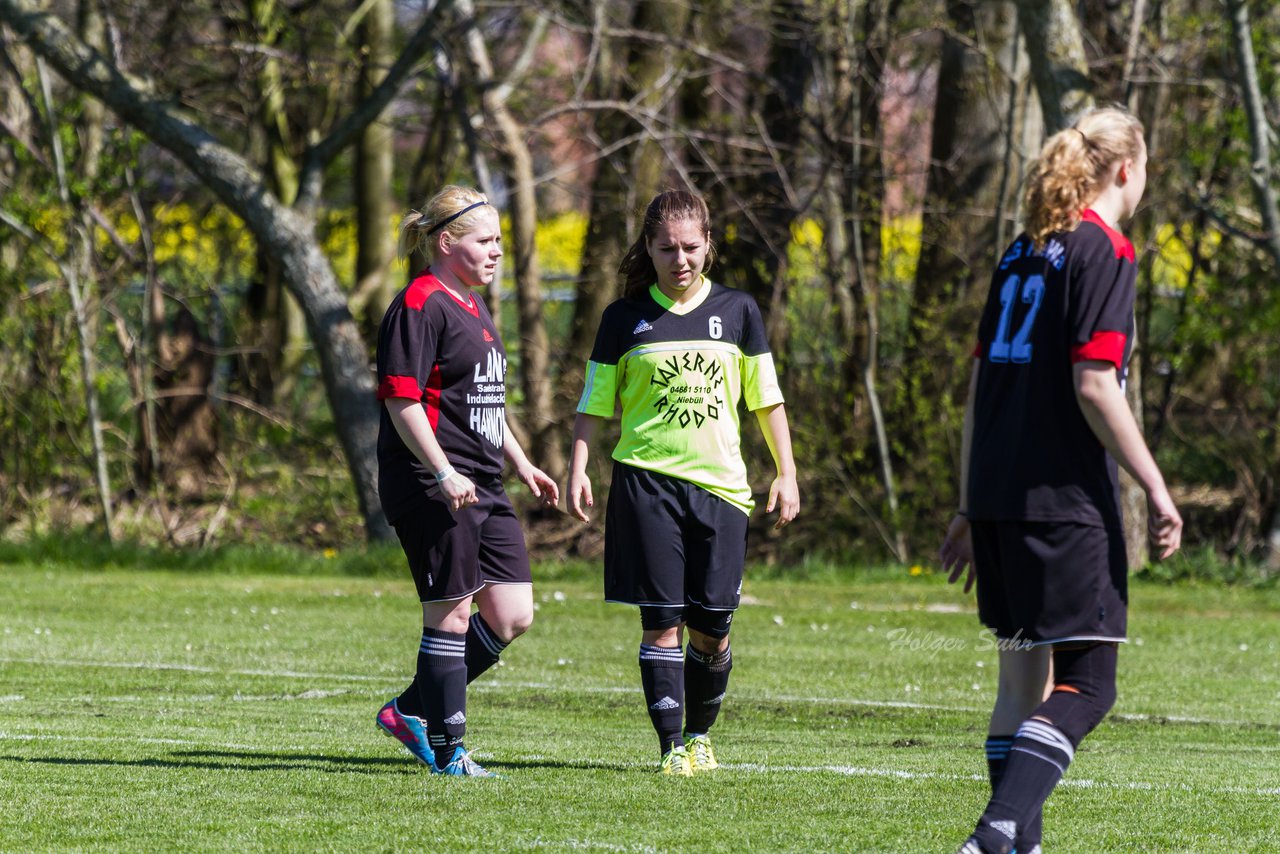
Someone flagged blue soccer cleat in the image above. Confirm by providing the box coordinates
[433,745,499,778]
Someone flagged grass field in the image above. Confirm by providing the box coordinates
[1,554,1278,852]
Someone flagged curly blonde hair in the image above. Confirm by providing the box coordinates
[1023,107,1145,249]
[397,185,491,263]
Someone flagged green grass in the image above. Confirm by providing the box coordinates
[1,556,1278,852]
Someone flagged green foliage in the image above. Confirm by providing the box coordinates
[0,533,405,577]
[1135,545,1279,588]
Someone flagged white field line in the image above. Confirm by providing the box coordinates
[0,656,392,682]
[727,762,1280,797]
[2,730,1278,798]
[0,732,269,751]
[2,657,1274,729]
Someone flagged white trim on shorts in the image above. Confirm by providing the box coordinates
[605,597,737,612]
[1016,634,1128,648]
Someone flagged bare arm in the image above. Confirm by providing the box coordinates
[385,398,476,511]
[567,413,602,522]
[754,403,799,529]
[941,362,979,591]
[1074,360,1182,558]
[502,418,559,507]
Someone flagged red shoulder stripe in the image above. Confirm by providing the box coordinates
[1080,210,1135,263]
[405,270,479,316]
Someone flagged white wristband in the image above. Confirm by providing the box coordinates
[434,465,456,484]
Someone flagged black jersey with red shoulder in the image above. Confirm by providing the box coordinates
[375,271,507,523]
[967,210,1137,529]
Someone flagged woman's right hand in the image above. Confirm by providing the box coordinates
[940,513,975,594]
[568,470,594,523]
[440,472,478,512]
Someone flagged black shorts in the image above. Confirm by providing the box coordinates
[604,462,748,612]
[971,519,1127,646]
[392,476,531,603]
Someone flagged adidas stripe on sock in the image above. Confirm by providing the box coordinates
[465,613,509,683]
[639,643,684,753]
[684,644,731,735]
[972,719,1075,852]
[417,627,468,767]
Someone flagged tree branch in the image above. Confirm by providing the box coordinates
[297,0,453,209]
[1225,0,1280,269]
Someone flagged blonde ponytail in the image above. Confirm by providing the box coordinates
[397,185,490,264]
[1023,107,1144,249]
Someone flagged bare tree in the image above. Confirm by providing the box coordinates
[1226,0,1280,565]
[902,0,1024,513]
[0,0,458,540]
[453,0,564,477]
[349,0,397,334]
[1013,0,1091,133]
[566,0,692,376]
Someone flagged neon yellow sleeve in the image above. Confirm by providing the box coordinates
[577,360,619,416]
[742,352,784,411]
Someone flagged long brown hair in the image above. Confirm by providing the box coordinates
[1023,107,1145,249]
[618,190,716,300]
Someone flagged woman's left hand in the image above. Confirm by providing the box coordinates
[518,464,561,508]
[767,472,799,530]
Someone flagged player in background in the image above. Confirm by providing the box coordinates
[568,189,800,776]
[940,107,1182,853]
[373,185,559,777]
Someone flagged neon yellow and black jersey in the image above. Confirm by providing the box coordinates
[577,278,784,514]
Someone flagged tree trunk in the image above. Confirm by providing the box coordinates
[905,0,1021,444]
[0,0,394,539]
[455,0,564,478]
[1226,0,1280,566]
[35,56,114,540]
[351,0,397,334]
[1014,0,1091,134]
[708,0,811,353]
[566,0,693,390]
[75,0,104,181]
[246,0,307,405]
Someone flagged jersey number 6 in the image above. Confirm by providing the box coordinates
[709,316,723,339]
[989,274,1045,364]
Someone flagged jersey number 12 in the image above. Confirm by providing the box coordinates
[989,274,1045,364]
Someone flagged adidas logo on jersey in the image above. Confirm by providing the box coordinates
[443,711,467,726]
[482,328,494,342]
[649,696,680,711]
[632,319,654,335]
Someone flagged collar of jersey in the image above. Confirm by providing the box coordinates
[649,276,711,315]
[1079,209,1135,262]
[424,268,478,312]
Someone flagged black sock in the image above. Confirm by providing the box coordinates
[972,720,1074,853]
[465,613,509,683]
[416,627,468,767]
[985,735,1041,851]
[684,644,731,735]
[396,676,424,718]
[985,734,1012,793]
[639,643,684,754]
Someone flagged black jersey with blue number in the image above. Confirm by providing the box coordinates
[967,210,1137,529]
